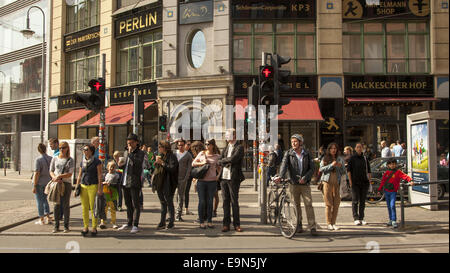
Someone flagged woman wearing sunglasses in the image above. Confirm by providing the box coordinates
[49,141,74,233]
[75,144,103,236]
[192,139,221,229]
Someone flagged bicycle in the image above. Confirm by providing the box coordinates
[366,178,384,204]
[267,176,299,239]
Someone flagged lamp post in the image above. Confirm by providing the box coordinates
[21,6,45,144]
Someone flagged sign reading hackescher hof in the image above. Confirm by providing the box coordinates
[114,6,162,39]
[180,0,213,25]
[64,26,100,52]
[342,0,430,19]
[345,75,434,96]
[232,0,315,19]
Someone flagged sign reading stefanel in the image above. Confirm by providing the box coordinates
[234,75,317,96]
[64,26,100,52]
[232,0,315,19]
[57,94,84,110]
[114,5,162,38]
[110,82,157,104]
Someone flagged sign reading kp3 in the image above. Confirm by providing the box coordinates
[342,0,430,19]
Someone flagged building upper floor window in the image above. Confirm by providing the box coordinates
[116,30,162,86]
[233,22,316,75]
[343,22,430,74]
[0,56,42,103]
[0,1,47,55]
[66,0,99,34]
[65,46,99,93]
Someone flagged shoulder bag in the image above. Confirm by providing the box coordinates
[191,152,210,179]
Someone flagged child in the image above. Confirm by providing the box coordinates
[100,161,120,229]
[378,158,414,228]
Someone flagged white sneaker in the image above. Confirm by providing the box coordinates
[112,224,119,229]
[118,224,130,231]
[327,224,334,230]
[354,220,361,225]
[34,220,44,225]
[332,225,340,231]
[392,221,398,228]
[130,226,139,234]
[361,220,368,225]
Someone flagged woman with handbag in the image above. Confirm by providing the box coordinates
[74,144,103,236]
[49,141,74,233]
[192,139,221,229]
[154,140,179,230]
[32,143,53,225]
[319,142,346,231]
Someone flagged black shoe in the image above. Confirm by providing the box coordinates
[310,228,318,236]
[157,223,166,230]
[167,222,174,229]
[91,229,97,237]
[176,216,184,222]
[99,224,107,229]
[296,223,303,233]
[81,229,89,236]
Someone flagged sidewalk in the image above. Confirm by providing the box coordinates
[0,177,448,237]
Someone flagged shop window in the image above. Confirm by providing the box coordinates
[65,46,99,93]
[343,22,430,74]
[66,0,99,33]
[233,22,316,75]
[117,30,162,86]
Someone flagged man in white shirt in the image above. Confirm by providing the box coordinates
[381,141,392,158]
[392,140,403,157]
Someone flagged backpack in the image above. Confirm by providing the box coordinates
[383,169,397,191]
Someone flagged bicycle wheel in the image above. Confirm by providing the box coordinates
[267,190,278,225]
[367,178,385,204]
[278,194,298,239]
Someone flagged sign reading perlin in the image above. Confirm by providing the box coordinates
[114,5,162,39]
[64,26,100,52]
[231,0,315,19]
[180,0,213,25]
[342,0,430,19]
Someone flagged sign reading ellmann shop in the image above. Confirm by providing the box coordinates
[114,5,162,39]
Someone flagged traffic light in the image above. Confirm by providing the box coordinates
[159,115,167,132]
[74,78,105,112]
[273,54,291,114]
[259,65,274,106]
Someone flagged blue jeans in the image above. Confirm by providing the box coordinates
[384,191,397,221]
[35,184,50,217]
[197,181,217,224]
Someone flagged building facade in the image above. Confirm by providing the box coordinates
[0,0,50,171]
[48,0,448,169]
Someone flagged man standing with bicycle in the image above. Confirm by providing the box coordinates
[276,134,318,236]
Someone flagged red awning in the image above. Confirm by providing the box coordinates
[235,98,324,121]
[347,97,439,103]
[79,101,154,127]
[51,109,91,125]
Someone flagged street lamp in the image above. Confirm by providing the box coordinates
[21,6,45,144]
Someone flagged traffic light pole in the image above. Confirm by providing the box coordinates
[98,54,106,164]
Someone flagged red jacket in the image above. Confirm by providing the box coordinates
[378,169,412,192]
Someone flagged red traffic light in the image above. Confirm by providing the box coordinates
[261,65,274,79]
[88,78,105,93]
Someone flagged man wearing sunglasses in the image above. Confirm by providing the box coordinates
[175,138,193,222]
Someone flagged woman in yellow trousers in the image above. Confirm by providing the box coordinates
[75,144,103,236]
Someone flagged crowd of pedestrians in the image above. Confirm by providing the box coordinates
[31,132,417,236]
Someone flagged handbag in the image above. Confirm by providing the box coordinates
[74,183,81,197]
[317,181,324,193]
[191,164,210,179]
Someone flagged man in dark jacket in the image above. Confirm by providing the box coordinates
[277,134,318,236]
[219,129,245,232]
[118,134,147,234]
[347,143,372,226]
[155,140,179,229]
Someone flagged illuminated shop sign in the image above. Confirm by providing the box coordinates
[115,6,162,38]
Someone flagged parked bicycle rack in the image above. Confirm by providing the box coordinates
[400,180,449,229]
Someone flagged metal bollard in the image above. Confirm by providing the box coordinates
[400,183,405,229]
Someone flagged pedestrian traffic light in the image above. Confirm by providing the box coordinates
[259,65,274,106]
[159,115,167,132]
[75,78,105,112]
[273,54,291,115]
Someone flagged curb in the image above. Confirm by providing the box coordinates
[0,202,81,233]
